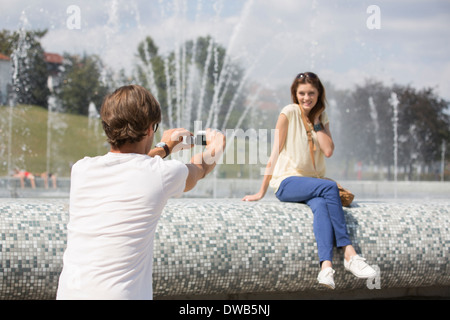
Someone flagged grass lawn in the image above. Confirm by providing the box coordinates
[0,104,267,179]
[0,104,107,177]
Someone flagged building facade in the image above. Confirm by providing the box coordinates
[0,52,64,106]
[0,53,11,106]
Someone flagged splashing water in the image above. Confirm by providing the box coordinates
[389,92,399,198]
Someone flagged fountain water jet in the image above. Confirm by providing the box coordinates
[389,92,400,198]
[6,12,32,194]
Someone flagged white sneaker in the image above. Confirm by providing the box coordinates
[317,267,335,289]
[344,255,377,279]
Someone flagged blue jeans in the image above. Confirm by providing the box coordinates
[275,176,352,263]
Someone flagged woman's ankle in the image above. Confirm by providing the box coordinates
[343,245,357,261]
[321,260,333,270]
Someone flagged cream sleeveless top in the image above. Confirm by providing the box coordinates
[269,104,329,193]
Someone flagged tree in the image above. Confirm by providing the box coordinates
[0,29,15,56]
[334,79,450,180]
[58,53,109,115]
[1,29,50,108]
[135,36,166,115]
[332,80,392,177]
[394,85,450,179]
[134,35,246,132]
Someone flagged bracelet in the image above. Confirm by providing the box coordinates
[314,123,324,132]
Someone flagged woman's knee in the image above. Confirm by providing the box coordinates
[307,197,327,213]
[320,179,339,196]
[321,179,337,189]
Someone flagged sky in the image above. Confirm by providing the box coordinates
[1,0,450,101]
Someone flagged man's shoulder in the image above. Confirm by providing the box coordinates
[158,158,188,174]
[73,154,108,165]
[156,158,189,197]
[72,156,97,169]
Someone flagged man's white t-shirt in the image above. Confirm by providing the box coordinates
[56,152,188,300]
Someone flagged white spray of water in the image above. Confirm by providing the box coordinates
[389,92,399,198]
[196,0,223,125]
[184,0,204,129]
[7,11,31,182]
[368,97,381,146]
[208,0,255,129]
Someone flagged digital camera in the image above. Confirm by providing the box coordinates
[185,131,207,146]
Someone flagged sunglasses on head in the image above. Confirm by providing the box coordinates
[296,72,319,80]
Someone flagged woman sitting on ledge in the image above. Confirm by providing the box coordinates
[12,169,36,189]
[243,72,376,289]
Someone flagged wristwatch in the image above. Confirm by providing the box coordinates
[314,123,324,132]
[155,142,170,158]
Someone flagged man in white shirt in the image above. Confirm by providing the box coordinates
[57,85,225,300]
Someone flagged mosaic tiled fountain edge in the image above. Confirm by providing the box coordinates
[1,199,449,299]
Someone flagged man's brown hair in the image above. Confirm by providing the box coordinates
[100,85,161,149]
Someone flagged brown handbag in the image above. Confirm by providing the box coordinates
[299,107,354,207]
[326,179,355,207]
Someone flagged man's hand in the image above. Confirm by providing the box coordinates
[160,128,193,154]
[204,128,226,159]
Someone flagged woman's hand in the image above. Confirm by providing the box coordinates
[241,113,287,203]
[313,106,325,124]
[242,192,264,202]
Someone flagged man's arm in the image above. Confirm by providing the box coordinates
[148,127,225,192]
[148,146,167,158]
